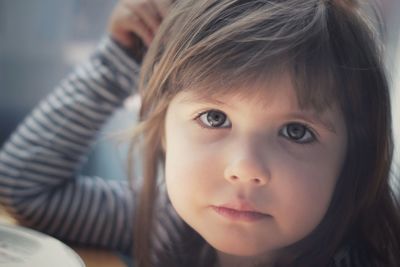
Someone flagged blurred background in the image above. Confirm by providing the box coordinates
[1,0,400,187]
[0,0,131,179]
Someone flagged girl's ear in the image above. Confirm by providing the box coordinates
[161,134,166,153]
[160,112,168,153]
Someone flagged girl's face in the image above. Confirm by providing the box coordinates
[164,74,347,263]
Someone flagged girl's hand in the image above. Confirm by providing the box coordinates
[107,0,173,59]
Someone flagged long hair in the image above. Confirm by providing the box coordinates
[130,0,400,266]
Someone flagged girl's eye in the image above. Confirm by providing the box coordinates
[197,110,231,128]
[280,123,316,144]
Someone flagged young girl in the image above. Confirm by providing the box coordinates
[1,0,400,266]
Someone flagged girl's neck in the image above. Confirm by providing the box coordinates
[216,251,276,267]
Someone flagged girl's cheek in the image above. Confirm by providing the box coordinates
[186,125,230,145]
[277,135,335,163]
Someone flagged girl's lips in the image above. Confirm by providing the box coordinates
[211,206,271,222]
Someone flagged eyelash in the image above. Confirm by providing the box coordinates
[194,109,318,144]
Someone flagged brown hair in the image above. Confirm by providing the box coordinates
[130,0,400,266]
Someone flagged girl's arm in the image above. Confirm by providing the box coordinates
[0,0,172,253]
[0,37,138,252]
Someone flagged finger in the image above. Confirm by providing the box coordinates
[135,2,162,34]
[151,0,173,18]
[113,31,134,47]
[124,13,154,46]
[108,5,133,46]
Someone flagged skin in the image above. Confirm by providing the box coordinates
[108,0,173,49]
[164,75,348,267]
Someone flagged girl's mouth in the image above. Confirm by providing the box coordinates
[211,206,271,222]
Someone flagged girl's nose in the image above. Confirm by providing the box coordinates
[223,143,270,186]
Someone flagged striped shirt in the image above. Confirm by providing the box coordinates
[0,37,139,253]
[0,36,364,267]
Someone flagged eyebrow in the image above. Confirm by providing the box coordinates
[179,92,337,133]
[179,93,237,109]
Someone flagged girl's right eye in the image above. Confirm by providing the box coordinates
[196,110,231,129]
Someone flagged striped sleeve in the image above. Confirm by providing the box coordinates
[0,36,140,252]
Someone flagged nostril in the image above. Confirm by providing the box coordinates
[253,178,261,184]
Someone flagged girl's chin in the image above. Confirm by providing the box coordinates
[208,239,267,257]
[213,247,278,267]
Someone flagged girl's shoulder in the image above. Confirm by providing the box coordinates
[333,242,392,267]
[333,244,355,267]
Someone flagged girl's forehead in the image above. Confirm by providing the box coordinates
[175,60,337,114]
[180,72,299,108]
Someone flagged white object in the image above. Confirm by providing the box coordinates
[0,224,84,267]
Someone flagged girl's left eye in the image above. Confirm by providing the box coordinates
[196,110,231,129]
[280,123,316,144]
